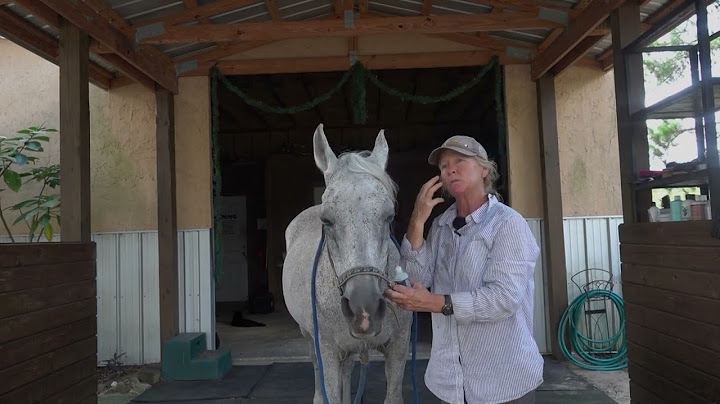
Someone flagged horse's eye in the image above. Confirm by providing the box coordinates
[321,218,334,227]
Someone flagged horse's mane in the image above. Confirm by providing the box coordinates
[335,150,398,205]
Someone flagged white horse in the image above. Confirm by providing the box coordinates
[282,124,413,404]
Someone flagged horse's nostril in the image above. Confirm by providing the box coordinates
[377,298,386,318]
[341,297,353,318]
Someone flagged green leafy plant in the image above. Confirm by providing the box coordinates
[0,126,60,242]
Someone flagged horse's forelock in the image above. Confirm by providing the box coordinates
[333,151,397,205]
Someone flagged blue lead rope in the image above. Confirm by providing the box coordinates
[311,227,419,404]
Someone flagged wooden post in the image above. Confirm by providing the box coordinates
[536,75,568,360]
[611,2,649,223]
[156,86,179,349]
[59,19,90,242]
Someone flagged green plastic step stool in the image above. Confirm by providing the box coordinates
[161,332,232,380]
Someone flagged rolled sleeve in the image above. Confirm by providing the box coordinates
[398,222,439,288]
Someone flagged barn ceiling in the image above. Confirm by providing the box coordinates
[0,0,690,92]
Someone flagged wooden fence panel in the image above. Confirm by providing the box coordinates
[620,221,720,404]
[0,243,97,404]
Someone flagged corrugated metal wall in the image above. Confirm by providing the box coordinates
[92,229,215,365]
[563,216,625,350]
[1,216,623,362]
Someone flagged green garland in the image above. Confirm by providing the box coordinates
[209,56,504,282]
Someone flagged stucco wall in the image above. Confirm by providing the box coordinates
[556,67,622,216]
[0,39,61,236]
[0,39,211,235]
[505,65,544,219]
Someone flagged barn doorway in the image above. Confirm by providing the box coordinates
[211,61,507,364]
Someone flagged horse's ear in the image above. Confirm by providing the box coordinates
[313,123,337,174]
[370,129,389,169]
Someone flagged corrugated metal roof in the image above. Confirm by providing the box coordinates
[0,0,687,76]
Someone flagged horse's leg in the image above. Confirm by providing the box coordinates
[306,334,324,404]
[340,354,354,404]
[310,339,343,404]
[381,332,411,404]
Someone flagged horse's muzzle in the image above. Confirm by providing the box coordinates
[341,296,386,339]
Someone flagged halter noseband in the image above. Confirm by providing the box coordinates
[319,224,396,294]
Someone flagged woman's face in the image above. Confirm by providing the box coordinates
[438,150,488,197]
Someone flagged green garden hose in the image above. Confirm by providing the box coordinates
[558,289,628,371]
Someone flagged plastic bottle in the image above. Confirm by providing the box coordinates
[682,197,693,221]
[393,266,412,287]
[647,204,660,222]
[670,196,683,221]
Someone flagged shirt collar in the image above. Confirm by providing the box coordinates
[440,193,498,227]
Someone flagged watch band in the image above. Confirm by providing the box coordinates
[442,294,454,315]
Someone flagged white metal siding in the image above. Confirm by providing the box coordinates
[84,229,214,365]
[526,219,550,354]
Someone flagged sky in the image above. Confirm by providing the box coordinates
[643,2,720,170]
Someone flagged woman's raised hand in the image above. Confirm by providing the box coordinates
[410,175,444,226]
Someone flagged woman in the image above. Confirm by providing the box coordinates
[385,135,543,404]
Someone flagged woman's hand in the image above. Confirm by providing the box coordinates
[384,280,445,313]
[410,176,445,226]
[407,176,444,249]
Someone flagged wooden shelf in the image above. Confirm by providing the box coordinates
[634,169,708,190]
[631,77,720,120]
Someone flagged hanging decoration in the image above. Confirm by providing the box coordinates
[209,56,505,281]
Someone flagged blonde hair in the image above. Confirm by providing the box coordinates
[475,156,499,195]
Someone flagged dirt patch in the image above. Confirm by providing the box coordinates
[567,364,630,404]
[97,363,161,399]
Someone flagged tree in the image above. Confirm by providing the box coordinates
[643,4,720,163]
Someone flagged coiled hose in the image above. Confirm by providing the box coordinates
[558,289,628,370]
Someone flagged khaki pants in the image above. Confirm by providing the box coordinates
[441,389,535,404]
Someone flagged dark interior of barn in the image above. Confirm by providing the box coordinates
[212,63,505,362]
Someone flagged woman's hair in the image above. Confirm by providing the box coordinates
[475,156,499,195]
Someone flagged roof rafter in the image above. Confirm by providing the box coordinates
[15,0,178,93]
[202,50,529,76]
[10,1,162,91]
[0,6,113,89]
[138,12,564,44]
[124,0,262,36]
[531,0,626,80]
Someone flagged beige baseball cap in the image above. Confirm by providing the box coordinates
[427,135,488,165]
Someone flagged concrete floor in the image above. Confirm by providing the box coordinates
[215,309,434,365]
[129,358,618,403]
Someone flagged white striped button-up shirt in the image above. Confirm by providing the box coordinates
[399,194,543,404]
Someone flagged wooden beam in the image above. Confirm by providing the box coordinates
[18,0,178,93]
[125,0,261,36]
[531,0,626,80]
[421,0,434,15]
[139,12,563,44]
[0,7,113,90]
[7,1,161,92]
[265,0,282,20]
[536,75,568,361]
[432,32,536,51]
[59,19,91,242]
[156,86,179,350]
[197,50,527,75]
[594,0,693,71]
[549,34,604,76]
[611,2,649,223]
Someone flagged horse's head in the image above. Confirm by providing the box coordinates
[313,123,397,339]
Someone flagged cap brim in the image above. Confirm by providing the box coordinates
[427,146,478,165]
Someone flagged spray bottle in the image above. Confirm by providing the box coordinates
[393,265,412,287]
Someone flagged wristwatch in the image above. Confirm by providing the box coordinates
[441,294,454,316]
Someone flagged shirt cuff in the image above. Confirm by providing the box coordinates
[450,291,474,325]
[400,234,426,261]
